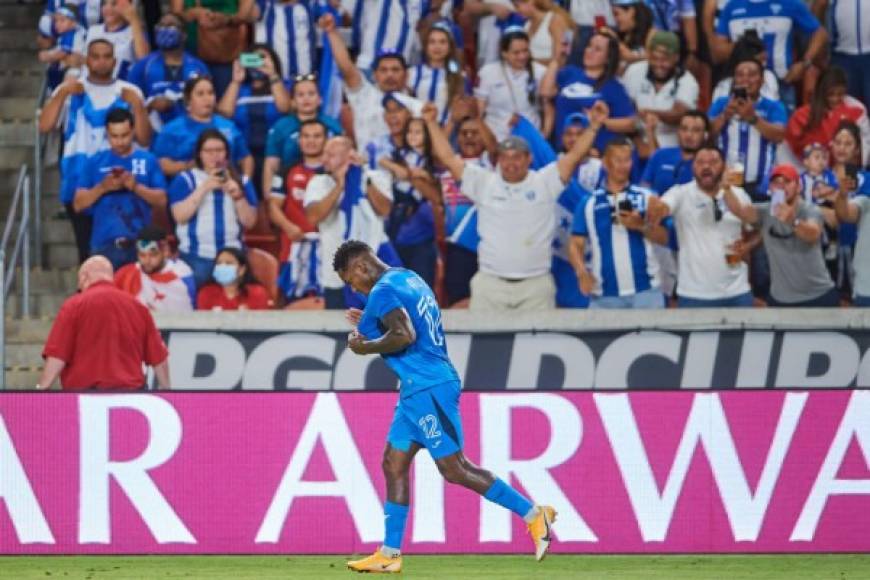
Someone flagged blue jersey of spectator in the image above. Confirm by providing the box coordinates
[641,147,695,194]
[709,94,788,187]
[264,113,343,167]
[554,66,636,152]
[229,80,294,155]
[128,51,209,131]
[77,149,166,253]
[715,0,821,80]
[153,113,251,167]
[255,0,317,79]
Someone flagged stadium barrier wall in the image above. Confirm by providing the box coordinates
[1,391,869,554]
[154,309,870,390]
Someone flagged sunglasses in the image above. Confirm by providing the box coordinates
[713,202,723,222]
[294,73,317,83]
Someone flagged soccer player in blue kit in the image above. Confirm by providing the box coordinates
[334,240,556,574]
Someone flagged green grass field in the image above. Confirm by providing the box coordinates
[0,555,868,580]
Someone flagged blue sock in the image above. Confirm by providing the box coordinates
[483,478,534,518]
[383,501,409,551]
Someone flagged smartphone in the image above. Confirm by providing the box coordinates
[215,168,228,181]
[110,166,124,177]
[732,86,748,100]
[770,188,785,215]
[743,29,761,43]
[239,52,264,68]
[845,163,859,182]
[618,199,634,213]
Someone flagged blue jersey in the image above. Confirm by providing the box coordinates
[709,95,787,185]
[152,114,251,165]
[572,185,672,297]
[256,0,317,79]
[264,113,343,167]
[357,268,460,395]
[554,66,636,152]
[127,51,209,130]
[77,149,166,249]
[716,0,821,80]
[641,147,695,195]
[231,82,294,154]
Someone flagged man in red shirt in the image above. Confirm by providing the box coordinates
[38,256,170,390]
[268,119,326,304]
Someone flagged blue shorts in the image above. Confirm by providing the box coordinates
[387,381,464,459]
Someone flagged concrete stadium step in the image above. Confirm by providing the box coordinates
[10,267,78,294]
[3,342,43,369]
[0,4,42,28]
[46,241,79,269]
[0,120,35,146]
[0,51,43,73]
[0,70,46,98]
[0,29,37,51]
[0,97,39,121]
[0,146,33,169]
[6,290,70,318]
[1,369,42,390]
[0,167,59,192]
[4,316,54,342]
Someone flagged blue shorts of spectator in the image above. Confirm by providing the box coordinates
[678,292,755,308]
[588,288,665,309]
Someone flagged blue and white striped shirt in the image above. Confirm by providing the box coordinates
[349,0,423,71]
[828,0,870,55]
[168,169,259,259]
[256,0,316,79]
[572,185,664,297]
[408,64,464,125]
[709,95,788,185]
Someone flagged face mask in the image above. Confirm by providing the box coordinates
[213,263,238,286]
[155,26,183,50]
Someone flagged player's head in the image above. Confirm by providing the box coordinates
[333,240,385,295]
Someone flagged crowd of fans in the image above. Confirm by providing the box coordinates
[34,0,870,311]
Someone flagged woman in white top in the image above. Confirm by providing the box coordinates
[512,0,573,66]
[407,22,467,128]
[475,28,551,142]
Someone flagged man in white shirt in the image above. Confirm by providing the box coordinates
[304,137,395,309]
[647,145,755,307]
[319,13,409,149]
[425,101,608,310]
[622,31,699,149]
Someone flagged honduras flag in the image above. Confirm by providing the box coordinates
[316,1,343,119]
[511,116,590,308]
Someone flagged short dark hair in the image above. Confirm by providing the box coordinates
[680,109,710,132]
[106,107,134,127]
[695,143,724,160]
[299,119,327,135]
[604,135,633,155]
[137,225,167,243]
[374,51,407,70]
[333,240,372,273]
[87,38,114,54]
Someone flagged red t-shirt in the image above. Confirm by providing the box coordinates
[786,98,868,160]
[196,283,272,310]
[42,281,169,390]
[277,164,319,262]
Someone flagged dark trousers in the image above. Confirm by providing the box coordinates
[206,62,233,99]
[831,52,870,113]
[142,0,162,45]
[324,287,346,310]
[444,243,478,306]
[396,240,437,289]
[93,243,136,272]
[65,203,92,264]
[767,287,840,307]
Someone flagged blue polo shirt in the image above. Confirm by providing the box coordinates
[641,147,695,195]
[152,114,251,166]
[554,66,635,152]
[77,149,166,250]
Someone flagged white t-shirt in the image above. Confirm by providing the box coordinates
[460,161,565,278]
[476,0,515,66]
[475,61,546,142]
[621,61,699,149]
[526,11,554,62]
[345,78,387,151]
[661,181,752,299]
[568,0,614,27]
[303,168,392,289]
[86,23,136,79]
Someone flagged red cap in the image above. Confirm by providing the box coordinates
[769,164,799,183]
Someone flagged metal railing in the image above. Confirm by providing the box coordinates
[1,166,32,389]
[33,68,50,268]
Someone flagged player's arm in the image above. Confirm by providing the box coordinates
[348,307,417,355]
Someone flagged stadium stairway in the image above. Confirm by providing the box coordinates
[1,1,78,389]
